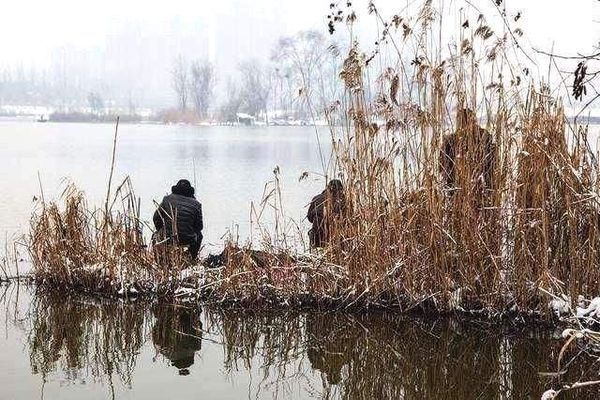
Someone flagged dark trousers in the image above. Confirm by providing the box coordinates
[186,238,201,260]
[154,232,202,262]
[309,227,325,249]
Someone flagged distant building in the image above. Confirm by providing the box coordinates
[236,112,255,125]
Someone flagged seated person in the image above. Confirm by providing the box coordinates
[440,108,496,201]
[153,179,203,260]
[307,179,346,249]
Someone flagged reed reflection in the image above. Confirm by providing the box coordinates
[210,311,597,400]
[27,294,149,387]
[205,309,304,374]
[22,294,599,399]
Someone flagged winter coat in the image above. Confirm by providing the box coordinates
[307,190,345,248]
[153,194,203,244]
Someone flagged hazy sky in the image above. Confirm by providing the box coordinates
[0,0,329,64]
[0,0,597,109]
[1,0,597,64]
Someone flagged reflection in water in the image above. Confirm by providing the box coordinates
[28,294,148,388]
[152,304,202,375]
[306,313,358,386]
[205,312,599,400]
[17,292,599,399]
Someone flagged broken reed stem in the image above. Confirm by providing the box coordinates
[13,242,19,279]
[105,116,120,218]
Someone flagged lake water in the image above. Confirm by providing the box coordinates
[0,121,598,399]
[0,285,597,399]
[0,121,331,260]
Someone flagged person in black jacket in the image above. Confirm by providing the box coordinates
[153,179,203,260]
[307,179,346,249]
[440,108,496,200]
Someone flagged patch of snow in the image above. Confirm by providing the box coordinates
[549,296,571,316]
[560,329,584,339]
[576,297,600,318]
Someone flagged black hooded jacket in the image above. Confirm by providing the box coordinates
[153,194,203,244]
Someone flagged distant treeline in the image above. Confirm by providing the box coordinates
[49,112,142,123]
[0,29,358,125]
[167,30,350,124]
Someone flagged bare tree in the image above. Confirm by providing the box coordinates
[171,55,189,112]
[239,60,272,123]
[271,30,333,117]
[87,91,104,116]
[272,66,295,117]
[220,77,243,124]
[190,59,216,119]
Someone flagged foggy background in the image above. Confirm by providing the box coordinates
[0,0,598,116]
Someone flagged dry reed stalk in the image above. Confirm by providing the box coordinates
[1,235,28,281]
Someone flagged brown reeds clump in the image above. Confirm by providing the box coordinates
[28,178,190,296]
[309,2,600,313]
[207,1,600,314]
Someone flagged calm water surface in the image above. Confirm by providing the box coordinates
[1,121,598,399]
[0,285,597,399]
[0,121,330,255]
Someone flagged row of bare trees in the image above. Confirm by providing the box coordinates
[170,30,344,123]
[171,56,217,118]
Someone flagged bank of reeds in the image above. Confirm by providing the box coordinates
[28,179,191,296]
[27,1,600,316]
[203,2,600,314]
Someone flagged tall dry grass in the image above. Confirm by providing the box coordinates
[26,1,600,315]
[207,1,600,313]
[28,178,190,296]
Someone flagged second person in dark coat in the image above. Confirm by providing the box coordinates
[307,179,346,249]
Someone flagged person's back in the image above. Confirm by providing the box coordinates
[307,179,345,249]
[307,191,327,248]
[440,132,458,190]
[153,179,203,260]
[440,108,496,197]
